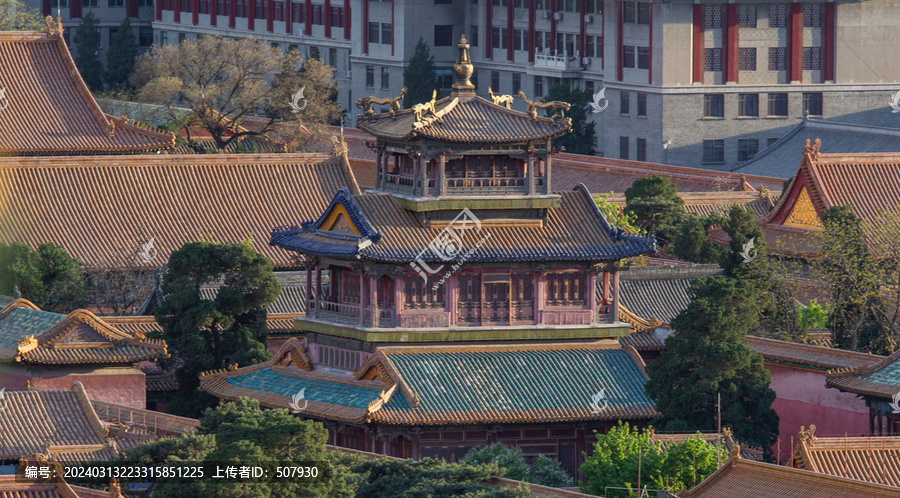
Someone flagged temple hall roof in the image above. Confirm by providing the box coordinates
[200,338,658,426]
[746,336,884,371]
[271,184,656,263]
[827,348,900,399]
[792,426,900,487]
[0,299,167,365]
[0,474,122,498]
[0,154,358,269]
[0,26,174,156]
[680,447,900,497]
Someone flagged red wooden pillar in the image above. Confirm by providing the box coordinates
[229,0,236,27]
[616,0,623,81]
[602,271,610,305]
[127,0,138,18]
[359,272,365,325]
[535,271,545,324]
[725,3,737,83]
[587,271,597,321]
[210,0,217,26]
[611,270,620,322]
[507,0,514,61]
[266,0,274,31]
[324,0,331,37]
[344,0,351,40]
[823,1,835,82]
[485,0,492,59]
[528,0,535,63]
[394,275,404,324]
[692,3,704,84]
[304,0,311,35]
[362,0,367,52]
[192,0,199,25]
[305,265,313,315]
[789,1,802,83]
[579,0,586,59]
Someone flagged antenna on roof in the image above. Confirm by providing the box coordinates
[57,0,61,22]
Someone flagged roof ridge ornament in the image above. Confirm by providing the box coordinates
[45,16,63,37]
[488,87,514,109]
[355,87,407,117]
[803,138,821,160]
[518,91,572,120]
[450,35,475,97]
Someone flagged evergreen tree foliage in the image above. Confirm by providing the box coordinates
[74,12,103,91]
[461,443,574,487]
[580,422,722,496]
[670,213,727,263]
[645,276,780,459]
[0,242,84,312]
[0,0,43,30]
[624,175,686,244]
[155,242,280,417]
[103,18,139,90]
[403,37,437,107]
[543,84,597,156]
[353,458,530,498]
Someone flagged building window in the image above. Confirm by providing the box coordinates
[637,93,647,116]
[435,0,451,3]
[293,3,302,23]
[381,23,392,45]
[636,138,647,161]
[58,0,69,6]
[365,66,374,88]
[513,29,524,51]
[738,93,759,117]
[586,35,602,58]
[368,22,380,44]
[623,45,635,68]
[767,93,788,117]
[803,3,820,27]
[138,27,152,47]
[110,0,124,6]
[637,47,649,69]
[329,48,338,67]
[704,94,724,117]
[108,27,117,46]
[534,76,543,96]
[704,4,721,30]
[619,136,630,160]
[381,67,389,89]
[768,47,786,71]
[470,25,479,47]
[491,71,500,92]
[739,47,756,71]
[767,137,780,147]
[739,5,756,27]
[803,47,821,70]
[311,4,321,23]
[769,4,786,28]
[620,91,630,114]
[160,30,168,46]
[512,73,521,94]
[703,139,725,163]
[331,7,344,27]
[545,272,588,306]
[585,80,594,96]
[623,1,635,23]
[491,27,508,50]
[637,2,650,24]
[803,92,823,116]
[84,0,98,6]
[704,48,722,72]
[738,139,759,162]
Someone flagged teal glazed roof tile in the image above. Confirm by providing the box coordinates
[223,368,381,410]
[0,307,66,360]
[827,349,900,398]
[863,360,900,385]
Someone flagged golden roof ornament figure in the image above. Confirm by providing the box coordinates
[488,87,514,109]
[802,138,821,160]
[44,16,63,37]
[518,91,572,120]
[451,35,475,96]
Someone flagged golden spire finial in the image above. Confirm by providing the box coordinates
[451,35,475,97]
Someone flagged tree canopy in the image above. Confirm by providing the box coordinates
[544,84,597,156]
[460,443,573,487]
[580,423,723,496]
[645,276,779,459]
[0,242,84,312]
[155,241,280,417]
[403,38,437,108]
[353,458,529,498]
[0,0,43,30]
[103,18,139,90]
[624,176,686,244]
[132,36,285,150]
[74,12,103,91]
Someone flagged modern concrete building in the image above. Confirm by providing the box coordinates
[39,0,900,170]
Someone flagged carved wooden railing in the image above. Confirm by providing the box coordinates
[382,173,416,194]
[316,300,363,324]
[444,177,528,195]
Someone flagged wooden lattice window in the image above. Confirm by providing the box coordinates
[545,272,588,307]
[340,269,360,304]
[404,274,445,309]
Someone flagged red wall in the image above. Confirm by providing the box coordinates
[0,367,146,408]
[765,363,869,463]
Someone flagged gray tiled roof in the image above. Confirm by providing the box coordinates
[734,119,900,179]
[200,271,308,314]
[615,265,722,324]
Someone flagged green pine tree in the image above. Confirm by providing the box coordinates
[624,175,686,245]
[645,276,780,459]
[103,17,139,90]
[74,12,103,91]
[403,37,437,107]
[543,84,597,156]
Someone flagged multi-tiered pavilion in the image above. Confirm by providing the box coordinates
[201,36,658,475]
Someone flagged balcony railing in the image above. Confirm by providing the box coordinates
[309,298,396,328]
[382,173,416,194]
[534,51,582,71]
[444,177,528,195]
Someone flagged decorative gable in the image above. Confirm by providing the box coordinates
[320,204,362,236]
[272,338,313,371]
[784,187,823,229]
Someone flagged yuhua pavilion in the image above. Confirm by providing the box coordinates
[201,36,658,474]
